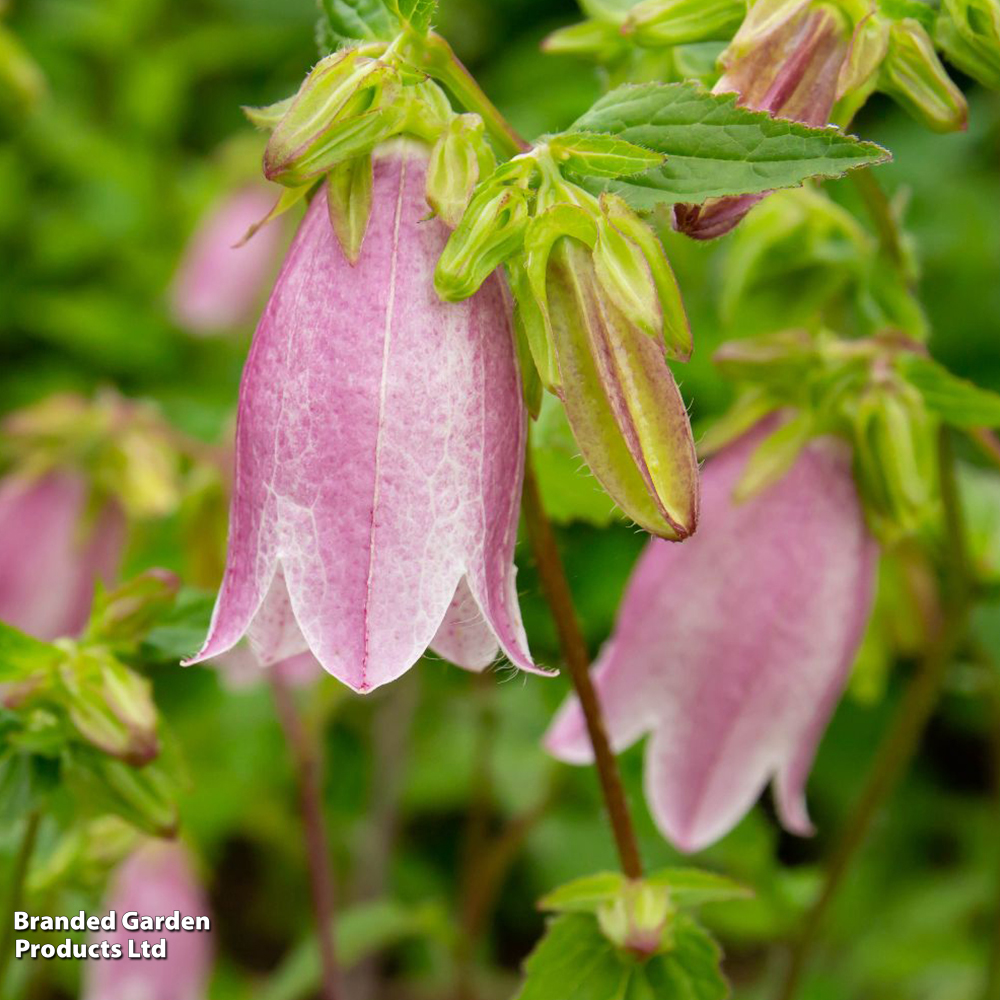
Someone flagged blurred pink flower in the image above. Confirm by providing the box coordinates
[545,421,877,852]
[210,645,322,690]
[83,841,212,1000]
[169,186,284,334]
[0,472,124,639]
[185,141,543,693]
[674,1,851,240]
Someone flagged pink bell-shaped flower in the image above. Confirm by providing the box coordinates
[0,472,124,640]
[169,185,285,334]
[82,841,212,1000]
[545,420,877,852]
[185,141,542,693]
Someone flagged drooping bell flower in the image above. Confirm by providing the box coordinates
[82,841,212,1000]
[185,140,543,693]
[674,0,852,240]
[545,419,877,852]
[169,185,286,334]
[0,472,124,640]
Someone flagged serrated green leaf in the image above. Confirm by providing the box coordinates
[515,914,633,1000]
[645,868,753,907]
[898,354,1000,428]
[0,620,61,683]
[317,0,398,51]
[571,82,890,209]
[550,132,665,178]
[644,915,728,1000]
[540,872,627,913]
[391,0,437,32]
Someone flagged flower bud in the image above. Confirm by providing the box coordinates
[622,0,746,47]
[426,114,493,228]
[86,570,180,646]
[674,1,852,240]
[325,154,374,265]
[264,51,405,185]
[546,240,699,539]
[434,184,530,300]
[851,378,937,542]
[935,0,1000,90]
[541,19,627,60]
[880,18,968,133]
[596,881,674,957]
[59,649,159,766]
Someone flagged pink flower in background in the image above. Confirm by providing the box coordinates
[211,645,323,690]
[186,141,545,693]
[0,472,124,639]
[83,841,212,1000]
[674,1,852,240]
[545,421,877,852]
[169,186,285,334]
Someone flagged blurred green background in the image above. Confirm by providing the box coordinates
[1,0,999,998]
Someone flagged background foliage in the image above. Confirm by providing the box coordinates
[1,0,999,998]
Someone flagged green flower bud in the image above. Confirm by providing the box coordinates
[593,214,663,342]
[541,19,628,60]
[264,51,405,184]
[851,378,938,541]
[598,194,691,360]
[880,18,968,133]
[597,880,675,958]
[507,257,561,394]
[58,648,159,766]
[434,184,530,300]
[935,0,1000,90]
[546,240,699,539]
[426,114,493,228]
[326,154,374,264]
[85,570,180,646]
[622,0,746,47]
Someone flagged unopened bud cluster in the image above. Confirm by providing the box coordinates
[435,142,699,540]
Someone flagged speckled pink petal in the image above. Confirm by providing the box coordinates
[169,185,285,334]
[186,141,539,692]
[82,841,212,1000]
[429,577,500,671]
[0,472,124,640]
[546,421,876,852]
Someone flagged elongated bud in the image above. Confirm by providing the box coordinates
[622,0,746,46]
[935,0,1000,90]
[593,215,662,341]
[541,19,626,59]
[851,378,937,540]
[546,241,699,539]
[599,194,690,360]
[326,154,374,264]
[264,52,404,184]
[426,114,493,228]
[674,2,851,240]
[59,649,159,766]
[435,185,530,300]
[880,18,968,132]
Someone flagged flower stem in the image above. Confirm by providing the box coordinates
[0,811,41,994]
[986,680,1000,1000]
[521,453,643,879]
[406,31,529,159]
[776,427,972,1000]
[271,674,342,1000]
[851,168,909,279]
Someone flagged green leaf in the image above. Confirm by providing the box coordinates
[515,914,633,1000]
[643,915,728,1000]
[897,354,1000,428]
[646,868,753,907]
[549,132,665,178]
[390,0,437,32]
[540,872,627,913]
[0,620,61,683]
[571,82,890,209]
[317,0,398,52]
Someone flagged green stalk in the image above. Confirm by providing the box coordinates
[0,811,42,995]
